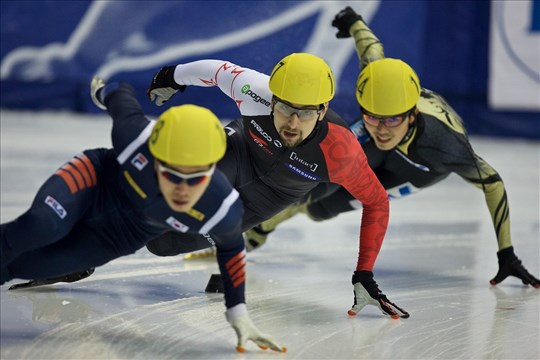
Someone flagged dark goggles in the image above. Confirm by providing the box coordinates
[158,163,215,186]
[362,110,410,128]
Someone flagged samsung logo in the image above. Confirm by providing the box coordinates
[285,163,321,181]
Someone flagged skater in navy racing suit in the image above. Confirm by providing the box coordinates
[0,77,285,353]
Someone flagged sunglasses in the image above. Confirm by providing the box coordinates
[274,99,322,121]
[157,163,215,186]
[362,110,410,128]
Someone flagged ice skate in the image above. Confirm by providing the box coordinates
[9,268,95,290]
[183,246,217,260]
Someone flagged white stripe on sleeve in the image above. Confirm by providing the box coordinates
[117,120,156,164]
[199,188,240,234]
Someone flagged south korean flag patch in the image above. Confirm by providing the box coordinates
[166,216,189,233]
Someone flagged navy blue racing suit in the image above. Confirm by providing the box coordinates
[0,83,246,308]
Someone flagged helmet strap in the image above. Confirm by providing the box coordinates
[398,111,417,146]
[301,104,325,144]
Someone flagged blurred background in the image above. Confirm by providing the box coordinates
[1,0,539,139]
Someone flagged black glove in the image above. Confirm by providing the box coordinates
[147,65,186,106]
[490,246,540,288]
[348,271,410,319]
[332,6,364,38]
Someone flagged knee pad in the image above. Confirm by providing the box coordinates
[146,232,185,256]
[146,232,212,256]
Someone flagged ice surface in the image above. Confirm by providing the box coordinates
[1,110,539,359]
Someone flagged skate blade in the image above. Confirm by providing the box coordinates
[183,247,216,260]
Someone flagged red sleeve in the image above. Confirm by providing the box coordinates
[320,123,389,271]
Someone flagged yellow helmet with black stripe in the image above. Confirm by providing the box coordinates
[356,58,420,116]
[269,53,335,105]
[149,105,226,166]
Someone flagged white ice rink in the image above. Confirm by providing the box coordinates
[1,110,539,359]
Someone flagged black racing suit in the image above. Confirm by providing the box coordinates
[147,59,389,271]
[302,15,514,251]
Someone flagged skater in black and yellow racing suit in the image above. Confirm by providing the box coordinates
[245,7,540,289]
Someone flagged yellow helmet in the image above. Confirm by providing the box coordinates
[269,53,335,105]
[148,104,226,166]
[356,58,421,116]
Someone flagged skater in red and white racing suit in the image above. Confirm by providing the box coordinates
[146,53,408,319]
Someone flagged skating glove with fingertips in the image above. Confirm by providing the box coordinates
[147,66,186,106]
[226,304,286,353]
[490,246,540,288]
[348,270,410,319]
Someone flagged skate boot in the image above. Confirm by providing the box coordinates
[9,268,95,290]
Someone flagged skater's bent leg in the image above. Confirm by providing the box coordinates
[4,224,120,283]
